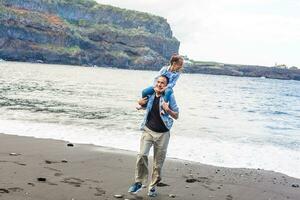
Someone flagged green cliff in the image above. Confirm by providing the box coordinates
[0,0,180,69]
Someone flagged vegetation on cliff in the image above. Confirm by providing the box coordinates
[0,0,179,69]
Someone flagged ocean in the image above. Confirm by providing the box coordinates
[0,61,299,178]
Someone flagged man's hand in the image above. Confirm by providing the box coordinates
[162,101,170,112]
[138,97,148,106]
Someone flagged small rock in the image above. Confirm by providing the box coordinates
[37,178,46,182]
[169,194,176,198]
[61,160,68,163]
[113,194,123,198]
[67,143,74,147]
[186,178,197,183]
[27,183,35,186]
[45,160,52,164]
[185,185,190,188]
[291,184,299,188]
[9,153,21,156]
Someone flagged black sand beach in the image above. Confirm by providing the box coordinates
[0,133,299,200]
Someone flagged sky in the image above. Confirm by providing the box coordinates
[97,0,300,67]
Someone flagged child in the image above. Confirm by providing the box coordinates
[138,54,184,110]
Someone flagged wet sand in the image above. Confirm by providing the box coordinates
[0,133,299,200]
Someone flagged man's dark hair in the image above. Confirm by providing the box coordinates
[160,75,169,84]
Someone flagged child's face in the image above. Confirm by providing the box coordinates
[173,59,184,71]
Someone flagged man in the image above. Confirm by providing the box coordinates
[128,75,179,197]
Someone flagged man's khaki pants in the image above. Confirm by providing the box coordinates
[134,127,170,187]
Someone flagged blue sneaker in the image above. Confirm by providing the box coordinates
[128,182,142,194]
[147,186,157,197]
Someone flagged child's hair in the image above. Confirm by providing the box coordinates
[170,54,183,66]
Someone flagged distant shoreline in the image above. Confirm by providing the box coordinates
[1,60,300,81]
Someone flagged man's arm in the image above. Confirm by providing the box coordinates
[164,93,179,119]
[162,102,179,119]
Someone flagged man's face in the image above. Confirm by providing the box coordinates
[155,76,167,92]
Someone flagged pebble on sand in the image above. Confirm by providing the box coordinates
[45,160,53,164]
[27,183,35,186]
[113,194,123,198]
[67,143,74,147]
[186,178,197,183]
[9,152,21,156]
[169,194,176,198]
[37,178,46,182]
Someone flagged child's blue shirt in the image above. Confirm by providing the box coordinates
[154,66,181,88]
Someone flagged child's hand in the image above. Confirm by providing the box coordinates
[155,86,166,93]
[154,87,160,93]
[162,101,170,112]
[161,86,167,92]
[138,97,148,106]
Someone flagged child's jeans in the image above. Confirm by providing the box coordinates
[142,86,173,103]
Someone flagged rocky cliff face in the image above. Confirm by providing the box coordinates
[0,0,180,69]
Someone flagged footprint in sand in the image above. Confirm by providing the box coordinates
[54,172,63,177]
[0,187,24,194]
[94,187,106,196]
[0,160,26,166]
[44,166,61,172]
[0,188,9,193]
[8,187,24,192]
[85,178,100,183]
[201,184,216,191]
[61,177,84,187]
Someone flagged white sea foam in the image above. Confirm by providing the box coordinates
[1,119,299,179]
